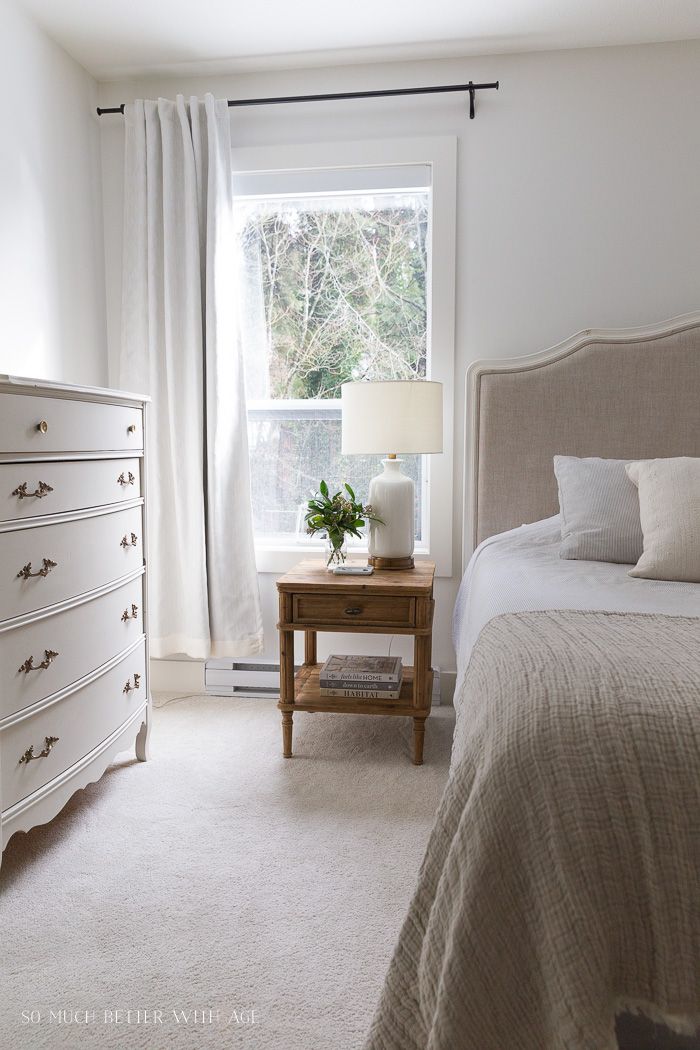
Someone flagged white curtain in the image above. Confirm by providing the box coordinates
[120,94,263,659]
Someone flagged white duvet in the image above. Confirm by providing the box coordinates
[453,515,700,703]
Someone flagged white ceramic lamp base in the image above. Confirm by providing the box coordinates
[367,458,415,570]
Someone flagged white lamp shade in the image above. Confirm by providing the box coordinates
[341,381,443,455]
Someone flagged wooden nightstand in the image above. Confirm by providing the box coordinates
[276,560,435,764]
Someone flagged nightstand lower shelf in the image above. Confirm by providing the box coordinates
[277,663,432,765]
[278,663,431,718]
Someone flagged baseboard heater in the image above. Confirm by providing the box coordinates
[205,658,298,697]
[205,657,441,704]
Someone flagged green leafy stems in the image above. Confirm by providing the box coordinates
[305,481,384,566]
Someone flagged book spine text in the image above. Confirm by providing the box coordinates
[322,672,401,683]
[320,687,401,699]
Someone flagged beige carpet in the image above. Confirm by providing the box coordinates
[1,695,453,1050]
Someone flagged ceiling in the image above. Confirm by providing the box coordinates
[20,0,700,80]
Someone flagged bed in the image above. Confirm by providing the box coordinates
[365,314,700,1050]
[453,515,700,699]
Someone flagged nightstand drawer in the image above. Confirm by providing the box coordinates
[292,593,415,627]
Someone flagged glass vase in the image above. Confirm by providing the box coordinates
[325,535,348,570]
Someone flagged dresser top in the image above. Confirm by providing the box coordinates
[0,375,149,405]
[277,559,435,595]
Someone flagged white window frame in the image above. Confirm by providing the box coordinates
[232,136,456,577]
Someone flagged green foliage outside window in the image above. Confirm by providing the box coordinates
[240,191,429,538]
[240,196,428,400]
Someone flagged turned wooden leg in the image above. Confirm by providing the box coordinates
[304,629,317,666]
[278,592,296,759]
[412,717,427,766]
[413,622,433,711]
[282,711,294,758]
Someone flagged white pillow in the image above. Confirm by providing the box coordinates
[554,455,643,564]
[625,458,700,583]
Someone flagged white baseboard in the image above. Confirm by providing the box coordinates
[439,670,456,706]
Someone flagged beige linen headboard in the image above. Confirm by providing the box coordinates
[464,312,700,566]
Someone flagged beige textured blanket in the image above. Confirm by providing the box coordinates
[365,611,700,1050]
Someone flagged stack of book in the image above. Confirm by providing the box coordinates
[319,655,403,700]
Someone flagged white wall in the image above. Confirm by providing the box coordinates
[98,39,700,682]
[0,3,107,385]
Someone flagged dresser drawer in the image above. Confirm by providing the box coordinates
[0,393,142,455]
[0,576,144,720]
[1,505,143,623]
[292,593,416,627]
[1,458,141,523]
[1,639,146,810]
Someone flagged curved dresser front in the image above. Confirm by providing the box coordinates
[0,376,150,860]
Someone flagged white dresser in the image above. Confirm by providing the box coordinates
[0,376,150,860]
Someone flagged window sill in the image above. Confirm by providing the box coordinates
[254,543,431,575]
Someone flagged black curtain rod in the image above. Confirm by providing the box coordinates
[96,80,499,120]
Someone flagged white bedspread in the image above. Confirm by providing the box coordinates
[453,516,700,702]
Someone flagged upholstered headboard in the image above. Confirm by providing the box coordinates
[464,312,700,566]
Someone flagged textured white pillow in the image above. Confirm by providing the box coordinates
[554,455,643,564]
[626,458,700,583]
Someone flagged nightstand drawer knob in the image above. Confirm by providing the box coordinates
[344,606,362,616]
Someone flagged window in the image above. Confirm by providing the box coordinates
[232,138,456,575]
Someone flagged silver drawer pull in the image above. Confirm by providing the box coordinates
[18,649,59,674]
[36,420,49,434]
[123,673,141,694]
[120,532,138,548]
[12,481,54,500]
[121,603,139,622]
[127,424,137,434]
[19,735,59,764]
[117,471,136,486]
[345,606,363,616]
[17,558,57,580]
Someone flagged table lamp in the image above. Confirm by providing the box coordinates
[341,380,443,569]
